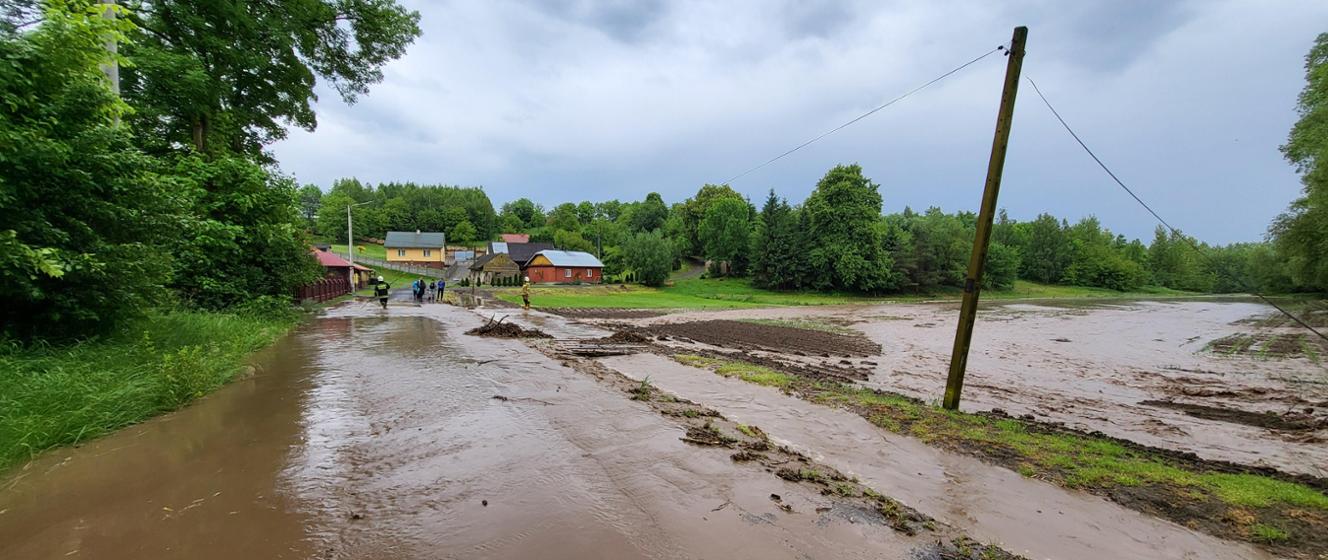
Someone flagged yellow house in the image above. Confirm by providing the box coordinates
[384,231,446,268]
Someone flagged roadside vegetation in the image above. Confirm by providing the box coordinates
[673,353,1328,555]
[0,2,420,468]
[0,304,301,469]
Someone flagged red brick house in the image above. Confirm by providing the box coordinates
[523,250,603,284]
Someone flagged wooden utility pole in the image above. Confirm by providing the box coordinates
[943,26,1028,411]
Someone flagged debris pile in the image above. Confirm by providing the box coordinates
[465,316,552,339]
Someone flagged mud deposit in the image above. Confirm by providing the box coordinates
[1142,400,1328,431]
[645,319,881,357]
[0,305,992,559]
[619,300,1328,476]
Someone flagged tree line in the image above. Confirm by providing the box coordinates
[309,179,498,245]
[0,1,420,338]
[424,162,1288,295]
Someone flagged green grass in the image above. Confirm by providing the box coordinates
[0,308,300,470]
[668,352,1328,551]
[675,354,795,388]
[1250,523,1290,543]
[331,242,387,260]
[355,267,416,297]
[494,277,1199,310]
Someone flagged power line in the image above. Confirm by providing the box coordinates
[721,46,1004,185]
[1025,75,1328,343]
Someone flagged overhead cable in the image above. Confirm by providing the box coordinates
[1025,75,1328,343]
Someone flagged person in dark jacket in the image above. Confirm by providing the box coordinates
[374,276,391,309]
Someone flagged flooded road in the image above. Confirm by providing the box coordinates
[0,304,938,559]
[598,353,1270,560]
[626,299,1328,476]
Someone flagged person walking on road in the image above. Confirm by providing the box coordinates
[374,276,391,309]
[521,277,531,310]
[427,280,437,302]
[438,279,446,303]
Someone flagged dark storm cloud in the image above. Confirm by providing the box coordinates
[271,0,1328,244]
[529,0,667,42]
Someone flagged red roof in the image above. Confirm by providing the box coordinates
[311,249,351,268]
[500,233,530,243]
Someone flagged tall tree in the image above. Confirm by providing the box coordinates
[800,164,897,292]
[1020,214,1071,284]
[698,196,751,275]
[680,183,744,255]
[1272,32,1328,291]
[501,198,544,229]
[0,5,181,337]
[629,192,669,233]
[623,230,673,287]
[749,191,800,289]
[122,0,421,157]
[298,184,322,228]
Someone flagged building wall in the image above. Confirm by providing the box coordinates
[385,247,444,264]
[526,265,601,284]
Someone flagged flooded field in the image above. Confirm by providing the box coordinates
[614,299,1328,477]
[2,298,1322,559]
[0,304,961,559]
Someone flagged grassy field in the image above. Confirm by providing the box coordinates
[331,242,387,260]
[494,277,1199,310]
[0,308,300,470]
[354,267,415,297]
[673,353,1328,553]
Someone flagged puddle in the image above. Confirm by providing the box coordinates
[1,305,934,559]
[598,353,1270,560]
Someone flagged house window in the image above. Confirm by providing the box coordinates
[423,249,432,257]
[585,268,592,276]
[565,268,572,278]
[397,249,406,257]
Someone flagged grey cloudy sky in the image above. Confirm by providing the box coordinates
[270,0,1328,244]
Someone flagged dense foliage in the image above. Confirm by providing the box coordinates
[406,157,1291,296]
[1272,32,1328,292]
[121,0,420,158]
[315,179,499,244]
[0,6,178,337]
[0,1,419,338]
[623,231,674,287]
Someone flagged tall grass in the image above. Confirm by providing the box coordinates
[0,307,299,469]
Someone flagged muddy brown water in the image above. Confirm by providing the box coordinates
[598,353,1271,560]
[1,304,939,559]
[625,300,1328,476]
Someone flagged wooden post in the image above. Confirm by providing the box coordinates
[943,26,1028,411]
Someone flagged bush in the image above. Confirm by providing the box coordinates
[169,156,322,309]
[0,11,182,338]
[623,230,673,287]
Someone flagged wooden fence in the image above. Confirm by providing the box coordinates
[296,277,351,302]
